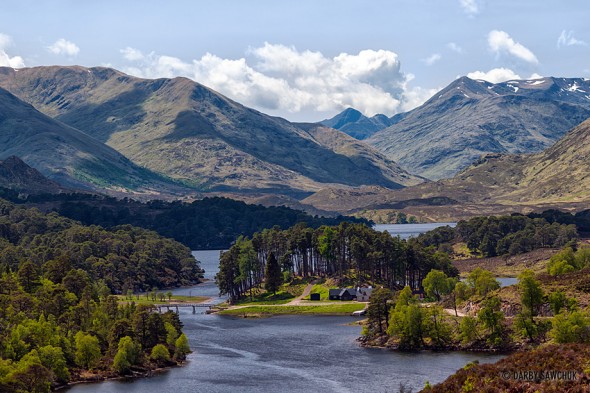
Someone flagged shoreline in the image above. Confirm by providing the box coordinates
[55,362,188,391]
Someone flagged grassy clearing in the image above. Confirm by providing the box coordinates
[219,303,365,316]
[234,290,295,305]
[309,284,337,300]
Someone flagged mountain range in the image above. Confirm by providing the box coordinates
[1,64,589,221]
[0,66,422,196]
[303,116,590,220]
[0,85,187,196]
[366,76,590,180]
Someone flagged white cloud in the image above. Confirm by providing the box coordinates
[467,68,521,83]
[488,30,539,64]
[557,30,587,48]
[447,42,464,54]
[47,38,80,56]
[459,0,479,15]
[467,68,544,84]
[423,53,441,66]
[120,47,145,61]
[120,43,431,117]
[0,33,25,68]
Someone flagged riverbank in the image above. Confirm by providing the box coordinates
[55,362,186,391]
[217,302,366,317]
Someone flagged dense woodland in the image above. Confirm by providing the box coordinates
[215,222,458,302]
[0,198,196,391]
[0,199,203,294]
[416,214,578,257]
[1,190,369,249]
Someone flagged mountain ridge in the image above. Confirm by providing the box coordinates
[319,108,396,140]
[0,66,423,195]
[0,85,189,196]
[302,116,590,219]
[367,76,590,180]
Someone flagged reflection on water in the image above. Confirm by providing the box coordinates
[66,249,505,393]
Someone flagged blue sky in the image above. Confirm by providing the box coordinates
[1,0,589,121]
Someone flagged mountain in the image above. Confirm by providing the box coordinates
[303,117,590,219]
[320,108,395,140]
[0,85,186,195]
[0,66,423,196]
[0,156,66,194]
[368,76,590,180]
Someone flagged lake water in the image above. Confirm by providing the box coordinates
[374,223,457,240]
[67,246,505,393]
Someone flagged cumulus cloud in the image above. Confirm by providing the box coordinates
[447,42,463,54]
[47,38,80,56]
[467,68,522,83]
[459,0,479,15]
[467,68,544,84]
[423,53,441,66]
[557,30,587,48]
[488,30,538,64]
[120,47,145,61]
[0,33,25,68]
[119,43,431,117]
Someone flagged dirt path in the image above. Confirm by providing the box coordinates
[288,281,317,305]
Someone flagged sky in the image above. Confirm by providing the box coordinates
[1,0,589,121]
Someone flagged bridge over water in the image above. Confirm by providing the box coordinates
[156,303,216,314]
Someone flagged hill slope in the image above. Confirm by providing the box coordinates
[0,155,66,194]
[319,108,395,140]
[0,86,184,195]
[303,117,590,218]
[368,76,590,180]
[0,66,422,195]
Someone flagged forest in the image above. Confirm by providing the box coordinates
[215,222,458,303]
[0,198,196,391]
[2,190,369,249]
[215,214,579,303]
[0,199,203,294]
[416,214,578,257]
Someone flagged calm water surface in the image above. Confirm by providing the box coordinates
[68,232,506,393]
[374,223,457,240]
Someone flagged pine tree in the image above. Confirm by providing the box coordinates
[264,252,283,295]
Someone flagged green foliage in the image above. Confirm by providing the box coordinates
[365,288,394,337]
[517,269,544,317]
[422,270,451,301]
[150,344,171,366]
[174,334,190,361]
[165,322,178,347]
[459,316,479,345]
[38,345,69,383]
[74,332,101,369]
[466,268,500,297]
[477,296,505,344]
[455,215,577,257]
[112,336,141,374]
[551,310,590,343]
[388,302,426,349]
[0,202,202,292]
[46,195,369,250]
[548,246,590,276]
[264,252,283,295]
[217,222,458,302]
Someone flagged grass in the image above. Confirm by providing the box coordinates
[218,303,365,316]
[234,290,295,305]
[309,284,337,300]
